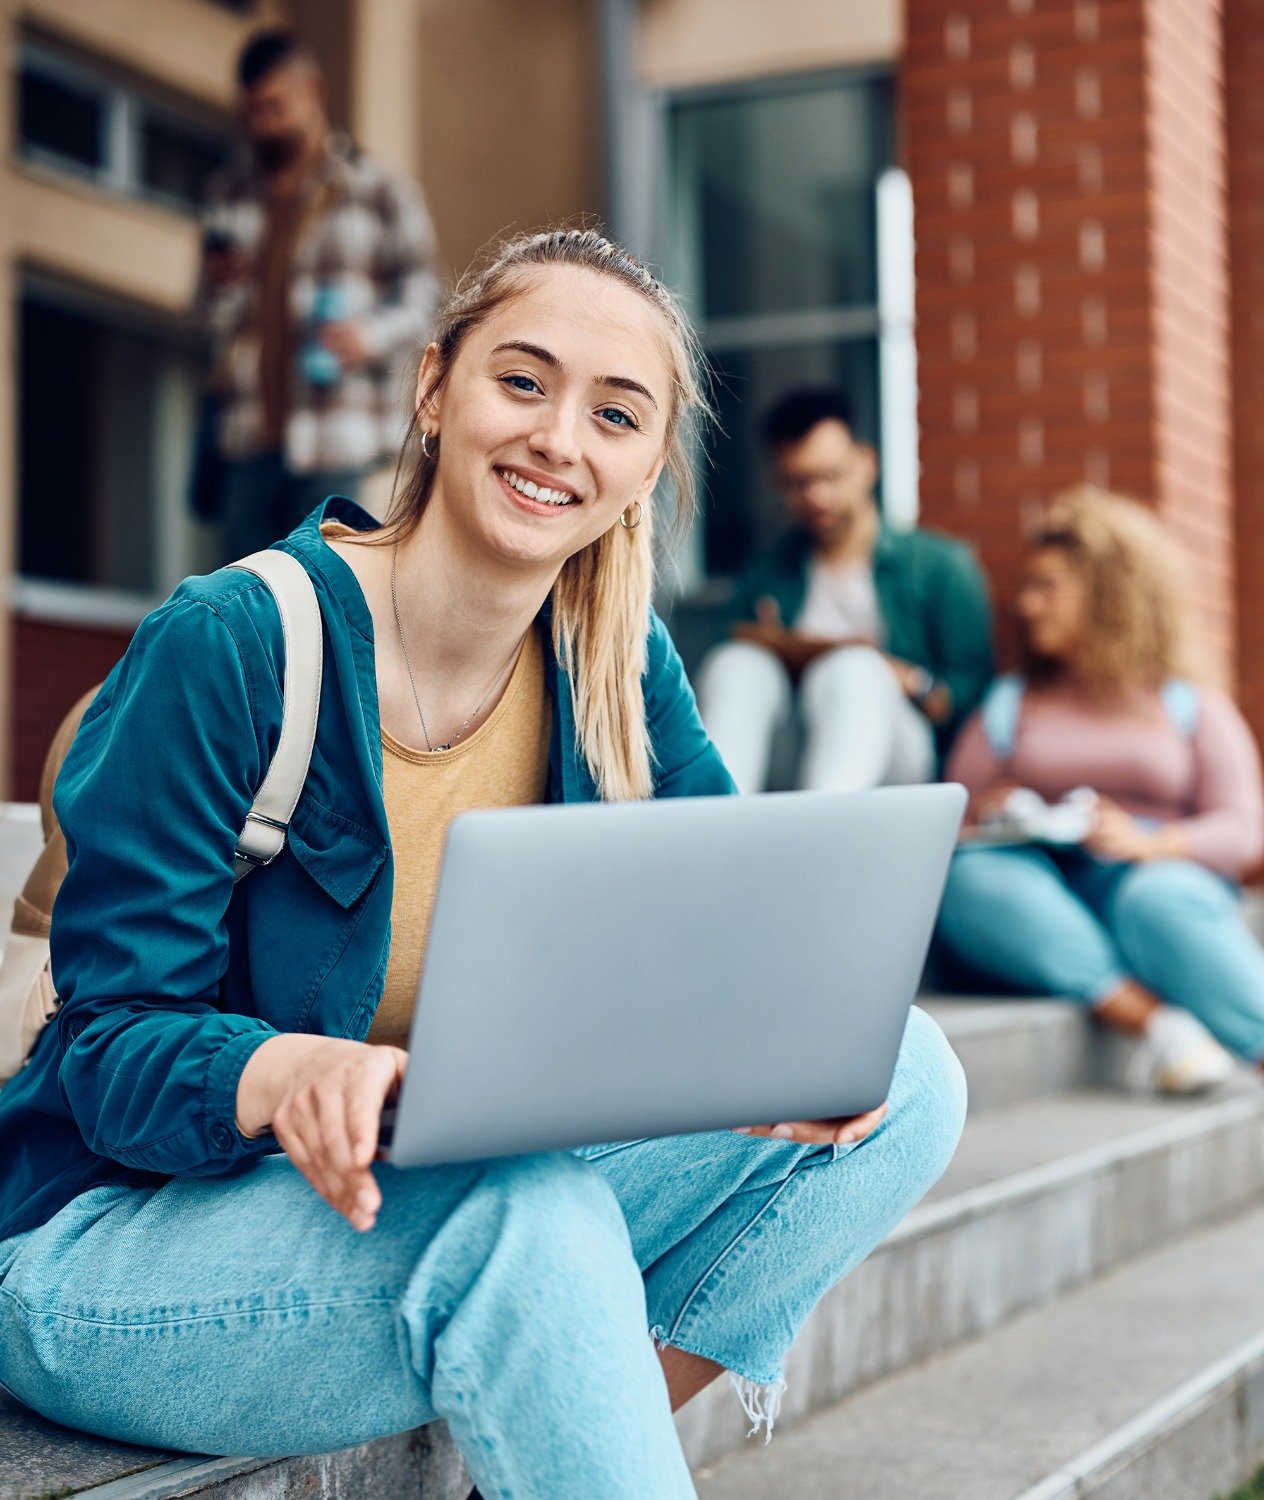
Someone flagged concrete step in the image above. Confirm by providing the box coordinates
[0,1403,470,1499]
[675,1078,1264,1468]
[693,1202,1264,1500]
[924,997,1094,1112]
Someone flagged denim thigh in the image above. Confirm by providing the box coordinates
[0,1154,511,1456]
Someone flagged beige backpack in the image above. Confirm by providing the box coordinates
[0,550,323,1085]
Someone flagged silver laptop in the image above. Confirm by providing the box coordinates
[387,784,966,1168]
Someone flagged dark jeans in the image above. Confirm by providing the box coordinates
[221,454,364,563]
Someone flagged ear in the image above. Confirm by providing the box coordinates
[415,343,443,425]
[631,454,667,506]
[859,442,880,488]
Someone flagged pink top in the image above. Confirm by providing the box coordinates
[945,681,1264,878]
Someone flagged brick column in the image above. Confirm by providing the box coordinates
[1226,0,1264,740]
[905,0,1235,680]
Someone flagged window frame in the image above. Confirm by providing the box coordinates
[16,270,215,622]
[603,56,916,598]
[16,38,234,217]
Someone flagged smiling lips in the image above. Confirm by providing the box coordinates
[497,466,580,507]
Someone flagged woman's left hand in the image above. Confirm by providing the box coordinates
[734,1101,888,1147]
[1084,797,1184,862]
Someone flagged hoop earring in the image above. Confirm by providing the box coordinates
[619,501,644,530]
[420,430,435,459]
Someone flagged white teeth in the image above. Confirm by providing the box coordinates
[500,467,575,505]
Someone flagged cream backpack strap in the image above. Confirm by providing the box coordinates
[227,550,324,880]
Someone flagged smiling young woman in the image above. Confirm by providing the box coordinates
[0,229,966,1499]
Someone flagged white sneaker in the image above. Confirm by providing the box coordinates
[1125,1007,1237,1095]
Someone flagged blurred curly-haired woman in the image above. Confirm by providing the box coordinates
[936,485,1264,1093]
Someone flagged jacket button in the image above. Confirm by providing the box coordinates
[210,1123,235,1151]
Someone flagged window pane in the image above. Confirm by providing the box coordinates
[19,69,103,171]
[19,294,203,592]
[671,79,892,321]
[701,339,880,577]
[141,114,230,209]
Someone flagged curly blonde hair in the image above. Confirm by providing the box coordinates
[1019,485,1204,697]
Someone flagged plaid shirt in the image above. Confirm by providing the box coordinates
[202,134,438,474]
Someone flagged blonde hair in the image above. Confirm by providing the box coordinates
[384,227,710,801]
[1021,484,1203,697]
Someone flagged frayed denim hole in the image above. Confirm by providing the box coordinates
[730,1372,788,1444]
[652,1328,788,1446]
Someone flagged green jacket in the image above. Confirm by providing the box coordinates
[0,497,735,1243]
[731,524,993,747]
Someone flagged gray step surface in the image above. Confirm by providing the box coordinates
[672,1079,1264,1466]
[924,998,1095,1112]
[693,1202,1264,1500]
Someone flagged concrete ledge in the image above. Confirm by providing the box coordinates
[694,1206,1264,1499]
[923,998,1094,1112]
[1015,1330,1264,1499]
[0,1398,469,1499]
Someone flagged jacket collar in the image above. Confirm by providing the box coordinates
[282,494,379,643]
[227,131,359,203]
[785,514,895,570]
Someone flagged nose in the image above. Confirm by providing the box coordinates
[529,402,583,469]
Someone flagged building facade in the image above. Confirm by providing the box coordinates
[1,0,1259,797]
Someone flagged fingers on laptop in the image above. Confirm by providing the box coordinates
[734,1101,889,1147]
[277,1044,407,1233]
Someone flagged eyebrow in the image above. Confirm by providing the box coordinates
[491,340,659,411]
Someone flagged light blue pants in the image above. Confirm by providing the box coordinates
[937,846,1264,1062]
[0,1009,965,1500]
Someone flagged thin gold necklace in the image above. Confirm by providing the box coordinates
[389,540,528,753]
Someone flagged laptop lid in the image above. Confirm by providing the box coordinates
[389,783,965,1167]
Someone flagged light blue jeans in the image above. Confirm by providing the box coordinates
[0,1009,964,1500]
[937,846,1264,1062]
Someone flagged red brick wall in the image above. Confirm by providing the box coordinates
[905,0,1234,678]
[1226,0,1264,740]
[9,615,132,802]
[1145,0,1235,675]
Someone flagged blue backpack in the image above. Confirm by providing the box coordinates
[980,673,1201,760]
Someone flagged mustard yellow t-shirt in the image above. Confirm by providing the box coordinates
[370,625,551,1045]
[318,519,551,1044]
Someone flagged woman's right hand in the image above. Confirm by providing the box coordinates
[968,782,1021,826]
[236,1034,407,1232]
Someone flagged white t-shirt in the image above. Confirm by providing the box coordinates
[794,557,885,644]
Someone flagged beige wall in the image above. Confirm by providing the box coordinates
[418,0,600,277]
[18,0,264,105]
[636,0,901,90]
[0,0,265,794]
[350,0,420,179]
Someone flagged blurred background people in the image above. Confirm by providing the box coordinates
[696,388,992,795]
[936,486,1264,1094]
[199,28,438,561]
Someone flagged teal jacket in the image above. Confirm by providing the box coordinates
[732,525,994,748]
[0,498,735,1242]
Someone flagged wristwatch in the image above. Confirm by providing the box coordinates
[906,666,935,704]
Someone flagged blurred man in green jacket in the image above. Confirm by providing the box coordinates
[697,389,993,795]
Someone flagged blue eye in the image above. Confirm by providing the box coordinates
[600,407,637,430]
[502,374,540,394]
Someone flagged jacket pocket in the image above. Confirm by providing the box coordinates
[286,793,386,910]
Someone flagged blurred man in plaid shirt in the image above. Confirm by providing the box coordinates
[199,28,439,560]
